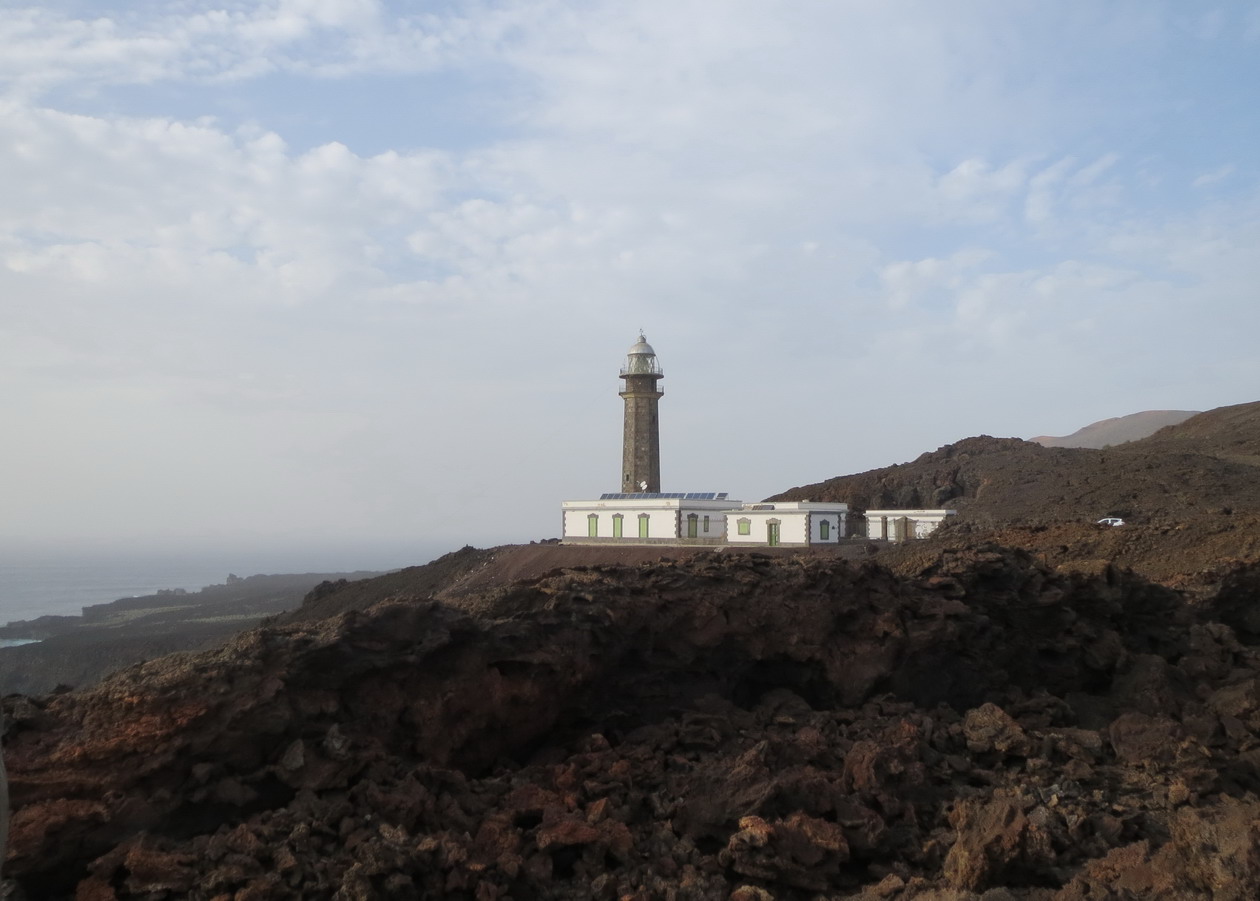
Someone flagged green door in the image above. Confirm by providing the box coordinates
[588,514,598,538]
[639,514,650,538]
[612,515,623,538]
[767,521,780,546]
[687,514,698,538]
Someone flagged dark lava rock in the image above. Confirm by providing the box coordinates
[5,548,1260,898]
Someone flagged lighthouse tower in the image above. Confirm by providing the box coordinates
[619,333,664,493]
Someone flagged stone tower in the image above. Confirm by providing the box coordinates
[619,333,664,493]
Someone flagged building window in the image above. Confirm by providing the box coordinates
[820,519,830,540]
[703,515,710,533]
[587,513,598,538]
[638,513,650,538]
[612,513,623,538]
[687,513,698,538]
[737,518,751,536]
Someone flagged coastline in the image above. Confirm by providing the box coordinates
[0,543,442,626]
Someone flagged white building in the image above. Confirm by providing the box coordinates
[863,509,957,540]
[563,493,738,544]
[724,501,849,547]
[560,336,855,548]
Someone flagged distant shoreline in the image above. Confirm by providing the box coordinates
[0,568,394,697]
[0,544,445,625]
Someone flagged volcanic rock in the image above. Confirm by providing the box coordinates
[4,548,1260,898]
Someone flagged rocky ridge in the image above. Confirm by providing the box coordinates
[772,401,1260,521]
[771,401,1260,592]
[6,547,1260,899]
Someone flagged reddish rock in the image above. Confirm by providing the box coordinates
[3,548,1260,898]
[943,792,1055,891]
[963,703,1032,757]
[720,813,849,891]
[1108,712,1186,766]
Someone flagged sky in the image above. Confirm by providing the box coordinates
[2,0,1259,565]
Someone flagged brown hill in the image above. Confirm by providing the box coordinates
[1030,409,1199,448]
[9,548,1260,898]
[1131,400,1260,465]
[774,401,1260,523]
[771,433,1259,524]
[769,400,1260,592]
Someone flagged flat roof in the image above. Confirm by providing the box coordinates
[863,509,957,516]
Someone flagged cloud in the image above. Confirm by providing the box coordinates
[0,1,503,96]
[1193,164,1236,188]
[1,1,1258,553]
[880,250,993,311]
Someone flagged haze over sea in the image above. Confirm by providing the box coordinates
[0,542,446,626]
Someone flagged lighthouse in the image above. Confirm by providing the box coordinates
[619,333,664,493]
[561,333,853,546]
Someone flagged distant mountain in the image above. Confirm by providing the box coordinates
[1030,410,1199,448]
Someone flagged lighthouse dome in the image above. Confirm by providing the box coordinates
[621,333,663,375]
[627,334,656,357]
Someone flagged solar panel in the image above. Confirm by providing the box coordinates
[597,492,730,500]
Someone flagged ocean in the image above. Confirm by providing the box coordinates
[0,544,446,626]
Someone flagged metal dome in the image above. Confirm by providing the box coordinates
[621,333,662,376]
[627,334,656,357]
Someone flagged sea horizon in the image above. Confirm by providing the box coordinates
[0,541,452,626]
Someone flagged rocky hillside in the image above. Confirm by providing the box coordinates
[270,542,875,626]
[1030,410,1198,448]
[6,548,1260,899]
[769,401,1260,595]
[1133,401,1260,466]
[4,402,1259,898]
[771,401,1260,526]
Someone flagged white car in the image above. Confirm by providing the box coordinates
[1096,517,1125,527]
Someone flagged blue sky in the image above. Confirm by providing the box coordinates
[2,0,1258,562]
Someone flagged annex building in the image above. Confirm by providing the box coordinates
[560,334,949,546]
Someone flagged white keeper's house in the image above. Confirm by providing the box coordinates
[725,501,849,546]
[562,493,737,545]
[560,335,852,547]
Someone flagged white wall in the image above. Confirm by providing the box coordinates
[564,499,851,544]
[864,510,955,540]
[725,511,808,545]
[727,515,760,544]
[643,509,678,539]
[563,498,740,542]
[680,506,726,539]
[564,506,677,540]
[809,513,844,543]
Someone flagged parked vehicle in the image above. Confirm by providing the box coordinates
[1096,517,1125,527]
